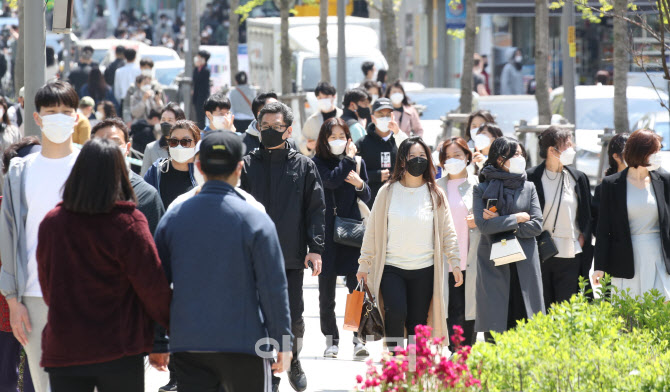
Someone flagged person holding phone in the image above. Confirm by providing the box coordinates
[471,123,504,172]
[436,137,481,350]
[473,137,545,338]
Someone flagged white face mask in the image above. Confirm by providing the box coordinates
[558,147,576,166]
[444,158,467,175]
[506,156,526,174]
[390,93,404,105]
[40,113,77,143]
[376,117,391,133]
[170,145,196,163]
[141,69,153,77]
[370,94,379,104]
[317,98,334,113]
[212,115,228,130]
[141,84,152,92]
[95,111,103,120]
[648,153,662,171]
[474,133,492,150]
[515,55,523,63]
[328,139,347,155]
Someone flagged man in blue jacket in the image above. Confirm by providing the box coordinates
[154,131,293,392]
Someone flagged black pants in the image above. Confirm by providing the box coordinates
[47,355,144,392]
[541,255,580,309]
[319,272,359,346]
[379,265,434,349]
[173,352,270,392]
[484,263,527,343]
[286,269,305,358]
[447,270,476,351]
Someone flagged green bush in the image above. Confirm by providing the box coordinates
[469,276,670,392]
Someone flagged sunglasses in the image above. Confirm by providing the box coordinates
[166,138,194,148]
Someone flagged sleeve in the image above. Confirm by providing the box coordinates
[114,69,122,101]
[239,159,251,192]
[358,186,384,274]
[303,160,326,255]
[356,159,372,204]
[591,185,601,235]
[122,218,171,330]
[143,165,157,189]
[394,130,408,148]
[440,189,461,270]
[594,182,612,272]
[249,216,294,352]
[140,148,154,177]
[516,184,543,238]
[140,189,166,235]
[36,216,53,305]
[0,174,18,300]
[316,156,355,190]
[580,173,594,240]
[356,141,383,184]
[409,107,424,137]
[473,185,520,236]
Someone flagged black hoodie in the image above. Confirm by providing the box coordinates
[355,122,397,208]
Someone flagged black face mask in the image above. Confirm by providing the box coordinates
[160,122,172,136]
[260,129,286,148]
[357,106,370,120]
[407,157,429,177]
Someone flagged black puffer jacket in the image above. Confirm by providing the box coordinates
[240,143,326,269]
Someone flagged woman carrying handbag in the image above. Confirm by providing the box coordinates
[313,118,372,359]
[356,137,462,350]
[473,137,545,339]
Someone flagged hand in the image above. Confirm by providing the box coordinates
[304,253,322,276]
[7,298,31,346]
[515,212,531,223]
[149,353,170,371]
[272,351,293,374]
[143,90,153,100]
[345,139,357,158]
[381,169,390,182]
[592,270,605,286]
[452,267,464,287]
[483,209,499,220]
[472,148,485,164]
[389,113,400,135]
[465,214,476,229]
[223,113,235,132]
[345,170,364,189]
[356,271,368,285]
[306,139,317,152]
[578,234,585,248]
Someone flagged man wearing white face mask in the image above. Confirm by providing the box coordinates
[527,126,594,308]
[0,81,81,392]
[301,82,342,157]
[123,59,165,123]
[202,94,236,138]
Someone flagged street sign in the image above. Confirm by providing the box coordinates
[446,0,466,29]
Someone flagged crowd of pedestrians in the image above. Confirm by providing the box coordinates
[0,68,668,392]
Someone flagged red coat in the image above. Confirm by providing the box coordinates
[37,201,171,368]
[0,197,9,333]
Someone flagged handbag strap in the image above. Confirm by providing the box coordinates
[543,171,565,234]
[362,282,375,302]
[330,191,338,216]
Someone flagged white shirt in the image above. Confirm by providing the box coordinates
[24,151,79,297]
[385,182,435,270]
[167,184,266,213]
[541,169,582,258]
[114,63,141,101]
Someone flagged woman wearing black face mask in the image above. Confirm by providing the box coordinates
[141,103,186,176]
[356,137,462,350]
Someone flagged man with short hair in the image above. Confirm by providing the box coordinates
[68,46,97,94]
[123,58,164,122]
[243,91,279,153]
[114,48,141,102]
[0,81,81,392]
[360,61,376,85]
[104,45,126,87]
[299,81,341,157]
[130,108,161,161]
[203,94,235,137]
[240,102,325,392]
[91,118,165,233]
[341,88,371,142]
[155,131,293,392]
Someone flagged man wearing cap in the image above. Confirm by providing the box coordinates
[7,87,24,131]
[355,97,402,208]
[68,46,98,94]
[240,101,325,392]
[154,131,293,392]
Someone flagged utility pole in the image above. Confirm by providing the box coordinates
[63,33,72,81]
[336,0,346,101]
[183,0,199,119]
[561,1,576,126]
[24,0,46,137]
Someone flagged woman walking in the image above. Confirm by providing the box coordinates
[592,133,629,231]
[36,138,171,392]
[473,137,545,337]
[313,118,371,359]
[356,137,462,349]
[384,81,423,138]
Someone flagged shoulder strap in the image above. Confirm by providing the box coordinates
[552,172,565,233]
[236,88,253,109]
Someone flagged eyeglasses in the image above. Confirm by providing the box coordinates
[259,124,289,133]
[166,138,194,148]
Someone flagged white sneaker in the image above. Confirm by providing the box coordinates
[354,342,369,358]
[324,345,339,358]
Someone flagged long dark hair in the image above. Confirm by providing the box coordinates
[315,118,352,160]
[389,137,444,207]
[464,110,495,141]
[99,101,117,119]
[87,67,108,103]
[478,136,520,182]
[62,138,136,214]
[384,80,410,106]
[0,96,10,125]
[605,133,629,176]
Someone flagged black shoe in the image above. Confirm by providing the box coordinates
[272,374,280,392]
[287,359,307,391]
[158,379,178,392]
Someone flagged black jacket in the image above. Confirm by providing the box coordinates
[594,168,670,279]
[130,119,156,155]
[192,65,211,104]
[355,122,397,208]
[129,172,165,235]
[240,143,326,270]
[104,58,125,87]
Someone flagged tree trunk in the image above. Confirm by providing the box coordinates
[535,0,551,125]
[229,0,240,84]
[459,0,477,114]
[318,0,330,82]
[381,0,400,81]
[613,0,629,133]
[280,0,292,94]
[15,0,24,95]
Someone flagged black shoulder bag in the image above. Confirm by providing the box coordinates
[537,171,564,262]
[331,191,366,248]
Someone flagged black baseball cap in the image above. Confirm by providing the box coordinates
[199,131,246,176]
[372,98,393,113]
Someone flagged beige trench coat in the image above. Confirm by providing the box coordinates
[357,182,461,339]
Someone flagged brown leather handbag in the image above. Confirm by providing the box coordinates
[357,282,384,343]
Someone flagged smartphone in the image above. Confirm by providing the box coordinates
[486,198,498,212]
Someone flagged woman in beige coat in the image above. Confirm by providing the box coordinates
[356,137,462,350]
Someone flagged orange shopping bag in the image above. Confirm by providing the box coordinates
[343,280,365,331]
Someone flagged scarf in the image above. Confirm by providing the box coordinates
[480,165,526,216]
